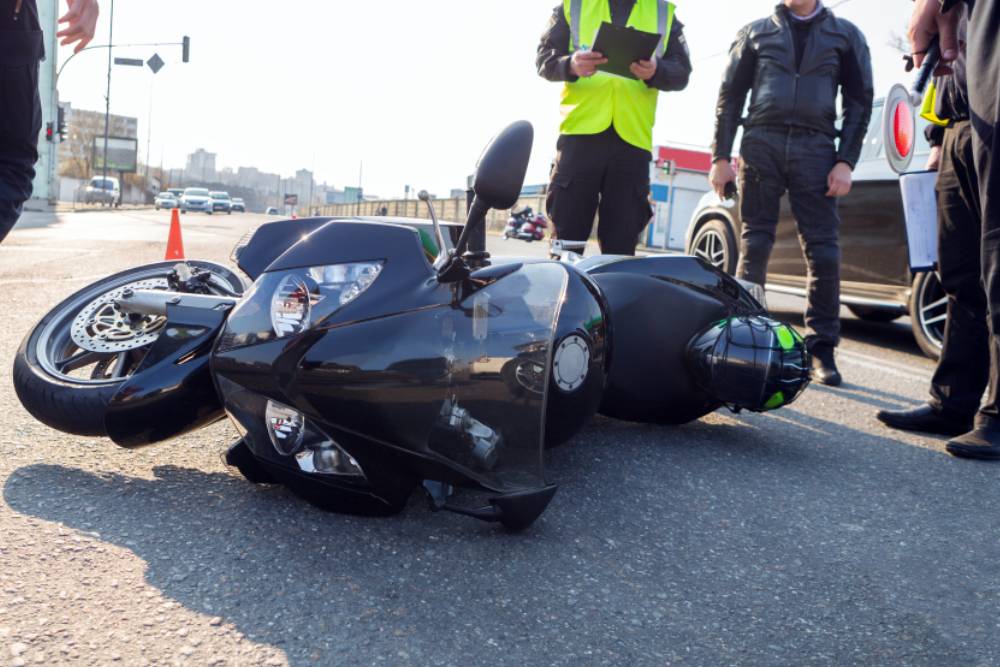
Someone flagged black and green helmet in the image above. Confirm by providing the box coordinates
[686,316,811,412]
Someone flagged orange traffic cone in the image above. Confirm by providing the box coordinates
[165,208,185,260]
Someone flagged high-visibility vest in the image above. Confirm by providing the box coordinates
[560,0,675,152]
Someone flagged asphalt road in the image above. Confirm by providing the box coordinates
[1,209,997,666]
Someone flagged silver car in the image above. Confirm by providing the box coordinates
[181,187,213,214]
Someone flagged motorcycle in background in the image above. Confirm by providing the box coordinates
[502,206,547,242]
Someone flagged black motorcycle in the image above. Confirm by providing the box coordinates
[13,122,810,530]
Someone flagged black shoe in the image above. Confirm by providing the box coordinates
[876,404,973,437]
[946,425,1000,460]
[810,345,842,387]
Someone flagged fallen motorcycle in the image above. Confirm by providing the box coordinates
[13,122,810,530]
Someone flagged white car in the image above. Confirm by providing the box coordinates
[154,192,178,210]
[83,176,120,207]
[209,191,232,214]
[180,187,213,214]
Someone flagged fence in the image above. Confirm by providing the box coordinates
[317,195,548,234]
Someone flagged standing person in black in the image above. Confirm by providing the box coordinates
[536,0,692,256]
[909,0,1000,458]
[1,0,98,243]
[878,10,989,437]
[709,0,874,386]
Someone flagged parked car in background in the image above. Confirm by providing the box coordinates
[154,191,178,210]
[686,98,943,359]
[264,207,279,215]
[83,176,121,207]
[230,197,246,213]
[209,191,232,214]
[180,187,213,214]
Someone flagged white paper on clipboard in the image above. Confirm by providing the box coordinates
[899,170,939,271]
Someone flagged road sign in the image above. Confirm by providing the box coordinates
[284,194,299,206]
[113,57,144,67]
[147,53,165,74]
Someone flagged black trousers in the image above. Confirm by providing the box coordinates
[967,0,1000,427]
[0,58,41,243]
[929,121,989,420]
[736,126,841,350]
[545,127,652,255]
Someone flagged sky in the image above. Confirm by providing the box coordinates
[54,0,913,198]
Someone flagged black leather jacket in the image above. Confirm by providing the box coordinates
[712,5,873,168]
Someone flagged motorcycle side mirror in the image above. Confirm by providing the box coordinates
[439,121,535,282]
[473,120,534,210]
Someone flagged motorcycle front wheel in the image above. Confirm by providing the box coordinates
[14,261,245,437]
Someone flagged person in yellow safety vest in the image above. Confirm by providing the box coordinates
[536,0,691,255]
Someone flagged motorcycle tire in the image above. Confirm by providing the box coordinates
[14,261,245,437]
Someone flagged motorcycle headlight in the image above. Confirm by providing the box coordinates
[217,261,384,351]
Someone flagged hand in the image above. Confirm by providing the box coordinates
[925,145,942,171]
[629,57,657,82]
[908,0,961,76]
[826,162,853,198]
[709,159,737,199]
[57,0,99,54]
[570,50,607,78]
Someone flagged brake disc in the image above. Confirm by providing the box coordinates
[70,278,170,353]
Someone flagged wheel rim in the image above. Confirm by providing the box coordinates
[694,228,728,270]
[917,272,946,352]
[35,264,241,386]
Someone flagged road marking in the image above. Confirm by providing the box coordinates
[837,349,933,382]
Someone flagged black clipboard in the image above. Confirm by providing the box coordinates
[591,21,661,80]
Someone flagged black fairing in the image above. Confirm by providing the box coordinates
[235,217,334,280]
[235,217,463,281]
[583,255,765,424]
[105,303,232,448]
[545,268,609,446]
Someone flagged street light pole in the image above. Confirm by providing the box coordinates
[101,0,115,185]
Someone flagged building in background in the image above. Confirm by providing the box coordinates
[185,149,217,184]
[58,104,139,180]
[30,0,59,206]
[645,145,713,250]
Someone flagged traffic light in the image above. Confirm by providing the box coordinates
[182,36,190,63]
[45,122,54,142]
[57,106,67,142]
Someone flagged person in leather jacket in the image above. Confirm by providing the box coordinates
[708,0,873,386]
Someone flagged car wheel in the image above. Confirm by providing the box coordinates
[847,305,904,323]
[909,271,945,360]
[690,218,737,275]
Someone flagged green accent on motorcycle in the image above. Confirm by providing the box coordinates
[764,391,785,410]
[417,229,439,261]
[776,326,796,351]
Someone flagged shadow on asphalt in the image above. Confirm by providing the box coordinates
[6,406,999,665]
[768,304,926,360]
[809,382,923,412]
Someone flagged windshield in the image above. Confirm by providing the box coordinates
[424,262,566,491]
[210,192,229,200]
[185,188,210,197]
[90,178,115,190]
